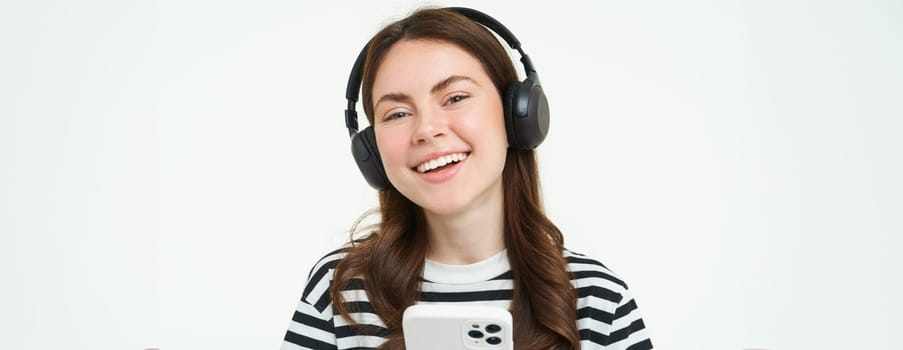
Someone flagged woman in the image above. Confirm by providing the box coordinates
[281,7,652,350]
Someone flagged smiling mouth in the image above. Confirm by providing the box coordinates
[414,152,469,173]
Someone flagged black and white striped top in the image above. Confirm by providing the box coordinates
[281,248,653,350]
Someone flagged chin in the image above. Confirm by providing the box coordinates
[413,193,472,217]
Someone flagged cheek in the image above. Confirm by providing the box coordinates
[459,106,508,144]
[375,129,408,166]
[479,97,507,132]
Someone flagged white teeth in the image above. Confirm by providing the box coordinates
[416,152,468,173]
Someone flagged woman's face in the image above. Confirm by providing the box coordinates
[371,39,509,217]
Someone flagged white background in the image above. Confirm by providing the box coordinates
[2,0,901,349]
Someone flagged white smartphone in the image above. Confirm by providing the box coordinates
[402,304,513,350]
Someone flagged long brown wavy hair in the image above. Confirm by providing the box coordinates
[330,8,580,350]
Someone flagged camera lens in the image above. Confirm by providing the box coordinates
[485,324,502,333]
[468,330,484,339]
[486,336,502,345]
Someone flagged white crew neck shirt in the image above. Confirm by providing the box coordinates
[423,249,510,284]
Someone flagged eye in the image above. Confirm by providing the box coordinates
[445,94,469,105]
[382,111,409,122]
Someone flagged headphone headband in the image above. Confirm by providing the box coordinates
[344,45,368,136]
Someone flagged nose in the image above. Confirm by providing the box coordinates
[412,107,447,144]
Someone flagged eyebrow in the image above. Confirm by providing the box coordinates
[375,75,480,108]
[431,75,479,94]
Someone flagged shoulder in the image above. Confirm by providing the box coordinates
[305,247,349,281]
[563,249,630,304]
[564,249,654,349]
[299,247,349,307]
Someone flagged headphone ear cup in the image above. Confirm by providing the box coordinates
[504,78,550,150]
[350,126,392,190]
[521,81,550,149]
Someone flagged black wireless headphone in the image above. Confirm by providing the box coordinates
[344,7,550,191]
